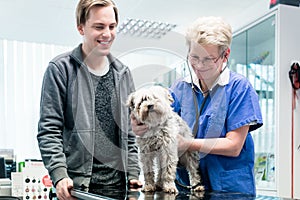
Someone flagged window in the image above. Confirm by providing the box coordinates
[0,39,72,161]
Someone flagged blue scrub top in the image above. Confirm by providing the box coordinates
[170,70,263,196]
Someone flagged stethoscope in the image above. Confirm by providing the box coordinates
[185,53,229,137]
[174,53,229,190]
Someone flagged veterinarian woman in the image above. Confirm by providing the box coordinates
[131,16,263,196]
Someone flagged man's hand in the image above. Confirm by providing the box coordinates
[56,178,77,200]
[130,115,148,136]
[128,179,143,189]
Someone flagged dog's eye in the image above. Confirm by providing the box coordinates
[130,101,135,109]
[136,102,141,110]
[148,104,154,110]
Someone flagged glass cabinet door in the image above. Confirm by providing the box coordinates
[230,15,276,190]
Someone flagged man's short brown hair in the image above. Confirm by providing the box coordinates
[76,0,118,26]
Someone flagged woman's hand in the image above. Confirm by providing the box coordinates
[177,134,193,154]
[130,115,148,136]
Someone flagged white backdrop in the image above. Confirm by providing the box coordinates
[0,39,72,162]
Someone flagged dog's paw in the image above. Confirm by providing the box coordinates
[163,183,178,194]
[190,191,205,199]
[192,185,205,192]
[163,186,178,194]
[142,183,156,192]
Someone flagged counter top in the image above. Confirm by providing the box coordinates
[69,188,292,200]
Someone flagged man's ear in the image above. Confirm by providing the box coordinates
[77,24,84,36]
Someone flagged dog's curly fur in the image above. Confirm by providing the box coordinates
[127,86,204,193]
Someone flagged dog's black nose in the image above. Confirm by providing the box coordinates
[147,104,154,110]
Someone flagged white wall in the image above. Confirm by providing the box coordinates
[0,0,80,46]
[0,40,72,162]
[276,5,300,199]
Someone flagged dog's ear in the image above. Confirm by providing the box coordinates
[167,92,174,104]
[126,93,135,109]
[161,87,174,104]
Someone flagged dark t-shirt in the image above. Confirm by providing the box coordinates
[89,68,125,190]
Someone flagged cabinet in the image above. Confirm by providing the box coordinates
[229,4,300,199]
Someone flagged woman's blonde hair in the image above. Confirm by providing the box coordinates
[76,0,118,26]
[186,16,232,53]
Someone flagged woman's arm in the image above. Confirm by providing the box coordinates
[178,125,250,157]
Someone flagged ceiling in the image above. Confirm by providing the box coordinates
[115,0,270,33]
[0,0,271,51]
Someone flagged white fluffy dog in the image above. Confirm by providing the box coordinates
[127,86,204,193]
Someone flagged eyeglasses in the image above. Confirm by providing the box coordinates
[188,51,225,67]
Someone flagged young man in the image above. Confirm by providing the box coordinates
[37,0,142,199]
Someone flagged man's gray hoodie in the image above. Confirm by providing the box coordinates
[37,44,140,189]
